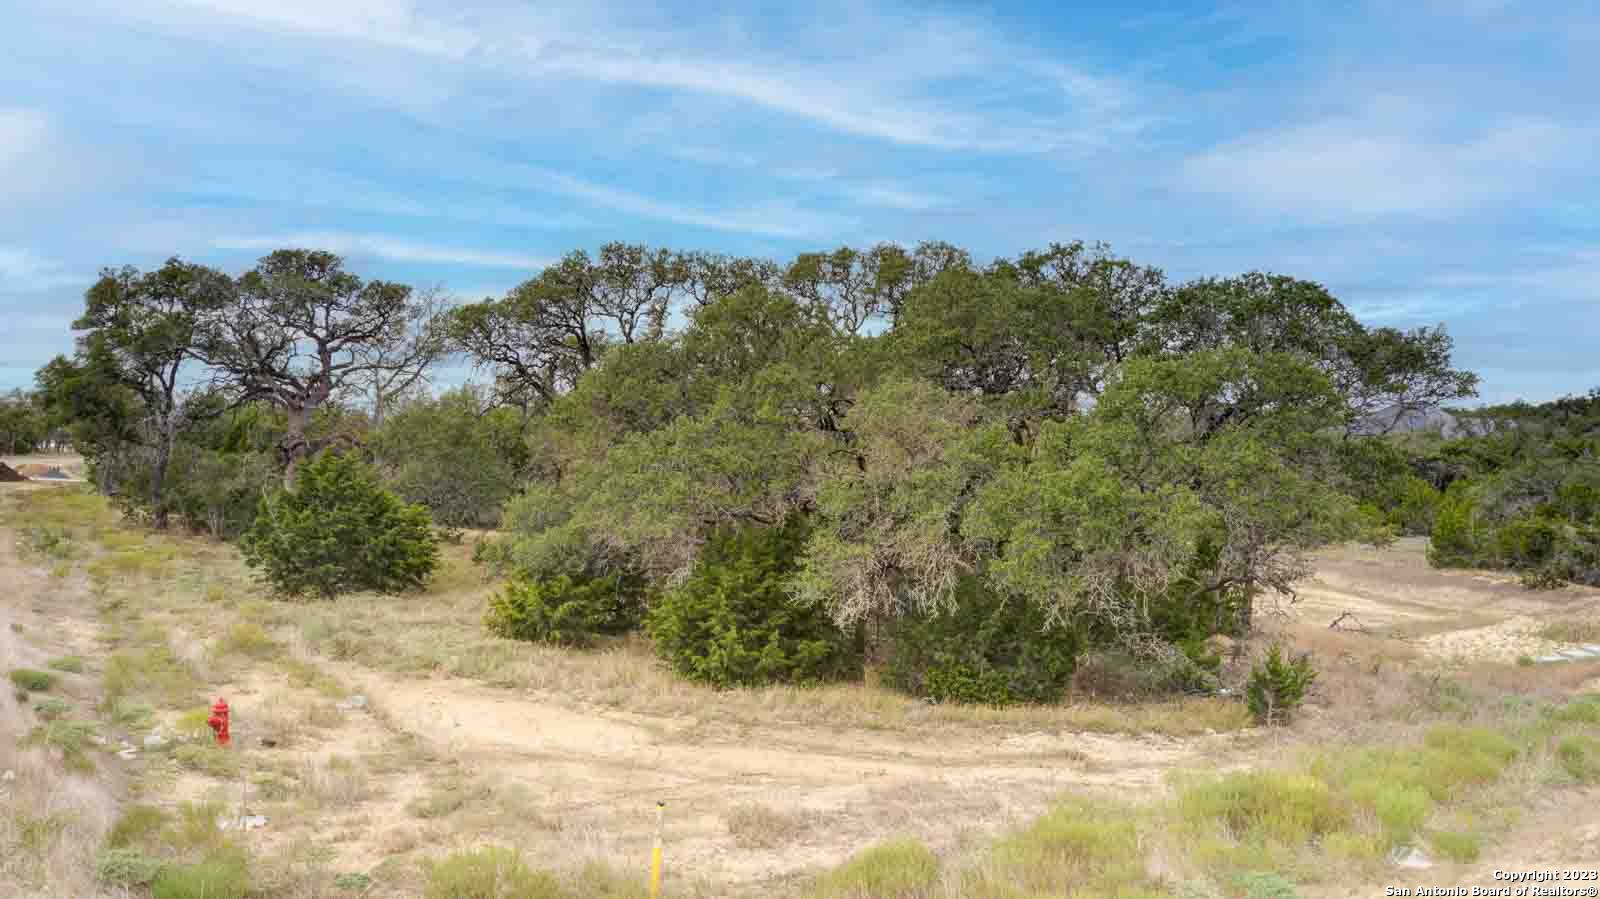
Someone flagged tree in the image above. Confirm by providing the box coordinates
[33,346,144,493]
[783,244,914,335]
[73,259,232,527]
[646,516,861,687]
[0,390,47,455]
[371,386,522,528]
[201,249,440,485]
[241,450,438,598]
[968,350,1369,650]
[348,286,451,427]
[449,243,693,411]
[1146,273,1478,430]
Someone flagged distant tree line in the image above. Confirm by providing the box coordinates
[1347,389,1600,588]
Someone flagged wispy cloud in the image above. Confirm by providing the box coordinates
[0,246,85,292]
[1425,247,1600,299]
[0,108,48,169]
[212,232,548,269]
[851,182,947,212]
[1178,112,1573,220]
[122,0,1148,155]
[438,159,850,238]
[161,0,478,56]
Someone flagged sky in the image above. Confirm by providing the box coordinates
[2,0,1596,404]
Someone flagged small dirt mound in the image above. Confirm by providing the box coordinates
[0,462,28,482]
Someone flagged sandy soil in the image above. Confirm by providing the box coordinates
[1287,537,1600,663]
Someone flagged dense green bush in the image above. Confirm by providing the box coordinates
[1246,644,1317,725]
[484,567,646,647]
[646,517,861,688]
[240,451,439,598]
[882,578,1077,705]
[1427,485,1481,568]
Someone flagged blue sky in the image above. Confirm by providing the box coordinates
[2,0,1595,403]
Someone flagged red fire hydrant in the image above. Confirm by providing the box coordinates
[207,697,231,747]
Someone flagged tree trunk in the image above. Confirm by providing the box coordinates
[151,416,175,530]
[281,404,312,489]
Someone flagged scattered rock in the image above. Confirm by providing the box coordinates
[219,814,268,831]
[337,695,368,711]
[259,736,278,748]
[1391,846,1432,869]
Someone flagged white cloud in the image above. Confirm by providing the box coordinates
[211,232,547,269]
[547,169,846,237]
[1178,114,1572,220]
[162,0,478,56]
[852,182,946,211]
[0,108,49,169]
[1425,247,1600,299]
[121,1,1145,154]
[0,246,84,292]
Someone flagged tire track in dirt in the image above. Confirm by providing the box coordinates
[326,663,1223,886]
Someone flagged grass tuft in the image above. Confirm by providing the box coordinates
[809,839,940,899]
[421,846,561,899]
[9,668,56,692]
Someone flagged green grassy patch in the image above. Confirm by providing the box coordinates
[1428,829,1483,863]
[151,847,251,899]
[1556,735,1600,783]
[421,847,562,899]
[108,804,172,850]
[808,839,940,899]
[46,655,85,673]
[173,744,240,778]
[103,644,202,712]
[8,668,56,692]
[23,719,99,773]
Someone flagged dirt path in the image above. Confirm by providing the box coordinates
[332,664,1232,885]
[1288,538,1600,663]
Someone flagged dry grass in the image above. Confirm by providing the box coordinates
[798,688,1600,898]
[293,581,1252,738]
[1537,617,1600,645]
[724,803,819,850]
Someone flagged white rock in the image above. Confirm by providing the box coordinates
[117,748,138,760]
[1,769,15,781]
[337,695,368,710]
[1392,846,1432,869]
[142,734,167,749]
[219,814,269,831]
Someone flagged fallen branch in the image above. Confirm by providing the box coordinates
[1328,611,1369,633]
